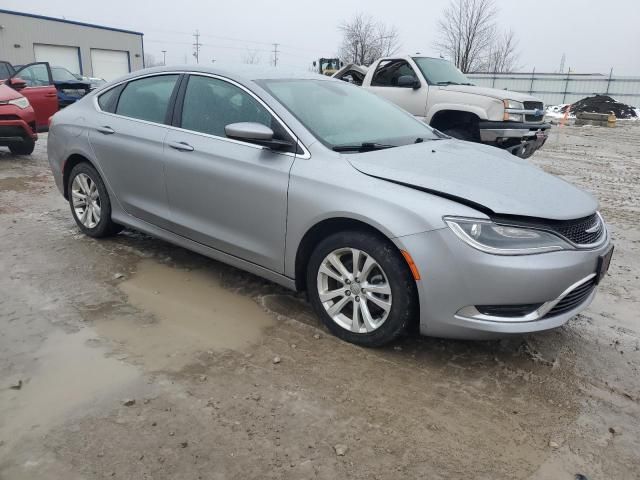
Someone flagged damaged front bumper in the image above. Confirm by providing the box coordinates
[479,120,551,158]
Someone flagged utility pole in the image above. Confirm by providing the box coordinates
[272,43,279,67]
[559,53,565,74]
[193,30,202,64]
[161,50,167,65]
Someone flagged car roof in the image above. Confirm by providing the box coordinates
[125,64,329,83]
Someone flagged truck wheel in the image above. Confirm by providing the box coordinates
[443,128,474,141]
[9,139,35,155]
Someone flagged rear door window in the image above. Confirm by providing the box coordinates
[116,75,179,123]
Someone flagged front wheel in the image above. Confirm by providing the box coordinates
[306,231,418,347]
[9,139,35,155]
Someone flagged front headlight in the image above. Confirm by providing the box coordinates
[503,99,524,122]
[8,97,30,109]
[444,217,571,255]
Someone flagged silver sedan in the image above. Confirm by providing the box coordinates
[47,66,613,347]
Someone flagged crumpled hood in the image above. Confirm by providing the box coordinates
[440,84,540,103]
[348,140,597,221]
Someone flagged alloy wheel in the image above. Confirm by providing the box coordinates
[71,173,101,229]
[316,248,392,333]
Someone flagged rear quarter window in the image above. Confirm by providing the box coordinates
[97,85,123,113]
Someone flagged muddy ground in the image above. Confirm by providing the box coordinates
[1,122,639,479]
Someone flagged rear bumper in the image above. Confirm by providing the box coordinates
[393,227,611,340]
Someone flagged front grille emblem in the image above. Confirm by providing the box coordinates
[585,220,601,234]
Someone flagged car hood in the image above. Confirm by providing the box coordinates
[347,140,597,221]
[0,83,23,101]
[439,84,540,103]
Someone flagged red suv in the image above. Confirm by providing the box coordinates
[1,61,59,155]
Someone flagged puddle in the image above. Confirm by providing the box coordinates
[97,260,276,370]
[0,175,48,193]
[0,329,140,453]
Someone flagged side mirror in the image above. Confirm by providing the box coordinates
[225,122,295,151]
[397,75,420,89]
[8,77,27,91]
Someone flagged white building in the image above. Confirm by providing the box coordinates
[0,8,144,81]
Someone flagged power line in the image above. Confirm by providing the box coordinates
[193,30,202,64]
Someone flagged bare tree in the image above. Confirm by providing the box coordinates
[434,0,497,73]
[483,30,519,72]
[338,13,401,66]
[243,49,261,65]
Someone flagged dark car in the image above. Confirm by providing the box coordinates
[50,66,92,107]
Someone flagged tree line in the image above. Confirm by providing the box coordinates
[338,0,518,73]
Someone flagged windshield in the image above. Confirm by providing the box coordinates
[412,57,473,85]
[51,67,79,82]
[259,79,439,150]
[0,62,14,80]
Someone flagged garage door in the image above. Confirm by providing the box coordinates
[34,44,81,74]
[91,49,130,82]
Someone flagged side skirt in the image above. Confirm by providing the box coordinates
[112,212,297,291]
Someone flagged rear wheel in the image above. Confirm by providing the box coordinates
[68,163,122,238]
[9,139,35,155]
[306,231,418,347]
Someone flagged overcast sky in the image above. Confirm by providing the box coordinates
[2,0,639,74]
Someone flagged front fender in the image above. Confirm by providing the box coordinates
[283,148,485,278]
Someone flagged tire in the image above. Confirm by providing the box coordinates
[9,139,35,155]
[306,230,418,347]
[67,162,123,238]
[443,127,474,141]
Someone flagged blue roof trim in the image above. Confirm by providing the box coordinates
[0,8,144,36]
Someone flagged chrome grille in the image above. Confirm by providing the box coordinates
[545,277,597,317]
[524,101,544,122]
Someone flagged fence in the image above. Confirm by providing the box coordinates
[467,72,640,107]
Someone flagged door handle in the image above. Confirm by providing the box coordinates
[96,126,115,135]
[168,141,194,152]
[45,93,58,98]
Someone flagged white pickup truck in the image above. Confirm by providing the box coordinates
[334,55,550,158]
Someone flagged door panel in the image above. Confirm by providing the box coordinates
[367,60,428,118]
[89,116,171,227]
[88,74,180,227]
[12,63,58,128]
[164,131,293,272]
[164,74,295,273]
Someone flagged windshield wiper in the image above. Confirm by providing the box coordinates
[332,142,395,152]
[436,81,460,86]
